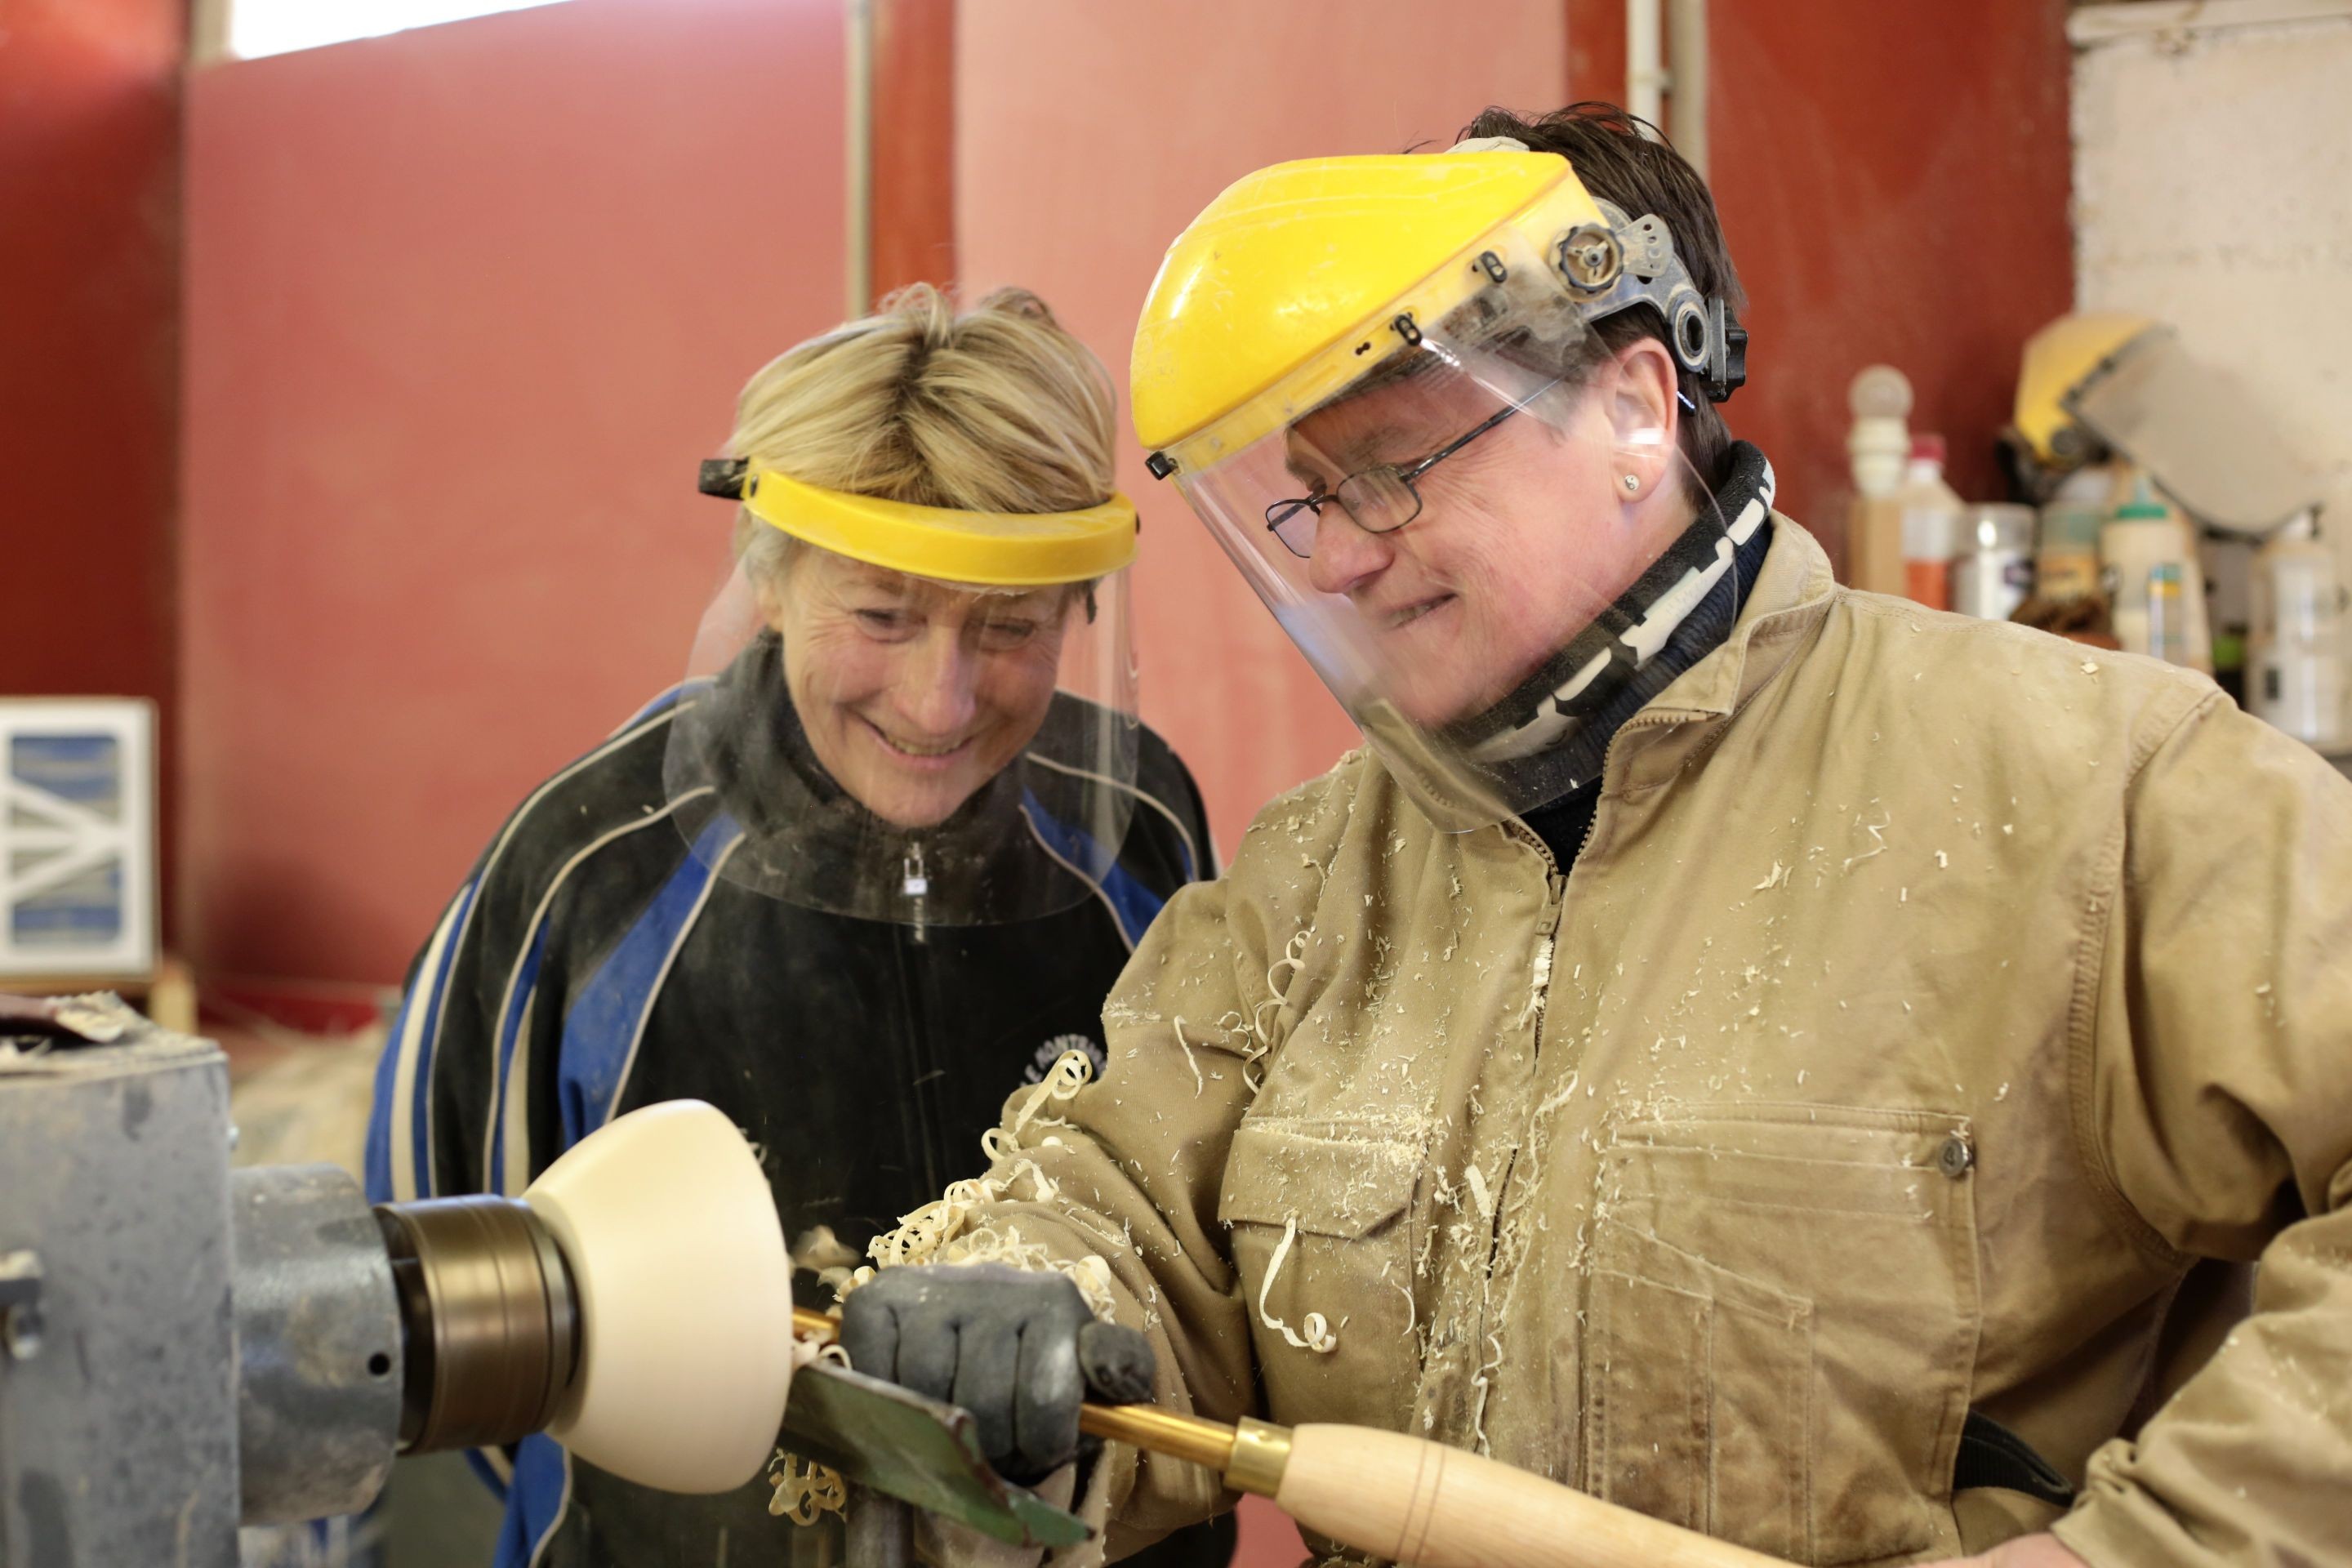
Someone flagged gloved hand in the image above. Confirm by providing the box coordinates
[840,1263,1155,1485]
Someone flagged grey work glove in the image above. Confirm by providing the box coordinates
[839,1263,1155,1485]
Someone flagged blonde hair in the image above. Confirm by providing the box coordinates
[727,285,1117,583]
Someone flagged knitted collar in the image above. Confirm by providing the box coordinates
[1446,441,1776,766]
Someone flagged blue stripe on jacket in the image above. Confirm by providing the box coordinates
[611,679,702,737]
[496,1434,570,1568]
[1020,792,1166,948]
[363,1000,405,1205]
[557,813,742,1152]
[487,917,553,1196]
[414,880,483,1198]
[490,813,738,1565]
[365,878,479,1206]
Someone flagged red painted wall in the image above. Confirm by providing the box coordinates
[182,0,845,984]
[0,0,184,909]
[1704,0,2074,552]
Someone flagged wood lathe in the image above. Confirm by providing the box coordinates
[0,995,798,1566]
[2,992,1781,1568]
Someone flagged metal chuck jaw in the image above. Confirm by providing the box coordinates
[376,1195,581,1455]
[249,1099,796,1518]
[229,1173,586,1526]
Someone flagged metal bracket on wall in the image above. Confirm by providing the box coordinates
[1627,0,1710,176]
[845,0,876,318]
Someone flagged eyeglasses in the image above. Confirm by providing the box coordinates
[1263,382,1557,560]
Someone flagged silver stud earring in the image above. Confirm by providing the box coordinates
[1621,473,1641,493]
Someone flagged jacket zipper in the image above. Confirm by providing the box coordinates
[1464,719,1670,1436]
[890,925,945,1196]
[1499,820,1566,1046]
[1463,824,1563,1446]
[1486,709,1682,1232]
[1572,708,1684,866]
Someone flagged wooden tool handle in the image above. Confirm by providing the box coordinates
[1273,1423,1784,1568]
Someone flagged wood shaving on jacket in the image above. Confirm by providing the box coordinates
[829,1049,1120,1321]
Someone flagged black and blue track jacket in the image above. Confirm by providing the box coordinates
[363,636,1214,1567]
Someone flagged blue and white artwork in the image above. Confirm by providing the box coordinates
[2,700,155,978]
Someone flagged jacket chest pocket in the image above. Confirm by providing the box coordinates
[1218,1116,1423,1430]
[1583,1105,1980,1566]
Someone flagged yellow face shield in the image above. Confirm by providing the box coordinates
[698,458,1138,586]
[1126,150,1751,833]
[1130,152,1745,480]
[669,461,1143,929]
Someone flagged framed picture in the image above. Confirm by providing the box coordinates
[0,699,158,980]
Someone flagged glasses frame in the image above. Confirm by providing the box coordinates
[1263,380,1560,560]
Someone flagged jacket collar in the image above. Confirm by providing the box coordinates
[1606,519,1840,779]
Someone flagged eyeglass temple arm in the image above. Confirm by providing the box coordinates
[1401,378,1562,483]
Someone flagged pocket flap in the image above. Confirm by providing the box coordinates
[1216,1117,1422,1238]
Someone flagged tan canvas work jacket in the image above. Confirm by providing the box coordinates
[969,521,2352,1567]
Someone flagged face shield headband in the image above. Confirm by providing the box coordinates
[1561,198,1748,408]
[1142,189,1745,490]
[696,459,1138,587]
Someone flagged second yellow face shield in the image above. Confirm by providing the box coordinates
[699,459,1137,588]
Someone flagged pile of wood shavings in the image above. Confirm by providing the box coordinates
[767,1448,846,1524]
[827,1049,1119,1320]
[768,1335,853,1524]
[773,1050,1118,1533]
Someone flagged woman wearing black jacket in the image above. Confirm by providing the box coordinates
[364,286,1227,1568]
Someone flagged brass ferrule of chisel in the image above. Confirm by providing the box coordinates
[791,1307,1293,1497]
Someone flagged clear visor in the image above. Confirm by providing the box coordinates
[1173,327,1738,830]
[662,532,1138,928]
[2067,327,2328,534]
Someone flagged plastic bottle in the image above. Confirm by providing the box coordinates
[1897,434,1965,611]
[1846,366,1913,499]
[1843,367,1914,595]
[2101,477,2212,671]
[2211,627,2248,708]
[1951,505,2035,621]
[2247,511,2346,750]
[2034,466,2109,604]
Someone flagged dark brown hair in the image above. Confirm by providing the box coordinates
[1458,103,1744,491]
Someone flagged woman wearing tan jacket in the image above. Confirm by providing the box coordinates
[844,108,2352,1568]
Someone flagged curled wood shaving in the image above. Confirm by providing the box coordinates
[1513,937,1554,1031]
[767,1448,846,1524]
[1256,1216,1339,1354]
[761,1335,854,1526]
[1171,1015,1205,1098]
[1246,929,1312,1065]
